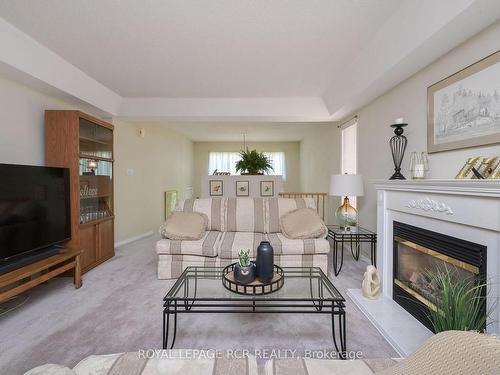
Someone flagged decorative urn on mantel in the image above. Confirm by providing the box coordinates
[389,118,408,180]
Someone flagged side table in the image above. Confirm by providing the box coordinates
[327,226,377,276]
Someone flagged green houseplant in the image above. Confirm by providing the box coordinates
[235,149,274,175]
[233,249,255,284]
[425,267,492,333]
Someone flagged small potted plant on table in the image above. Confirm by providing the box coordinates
[234,249,256,284]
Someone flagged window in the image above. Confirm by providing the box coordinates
[341,120,358,206]
[208,151,286,179]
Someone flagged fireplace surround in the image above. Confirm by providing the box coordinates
[393,221,486,332]
[347,180,500,355]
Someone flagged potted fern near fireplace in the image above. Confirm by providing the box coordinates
[426,268,492,333]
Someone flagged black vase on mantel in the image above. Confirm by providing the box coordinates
[256,241,274,283]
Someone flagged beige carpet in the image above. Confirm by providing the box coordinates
[0,235,397,374]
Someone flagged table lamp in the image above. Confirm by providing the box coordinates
[329,174,364,230]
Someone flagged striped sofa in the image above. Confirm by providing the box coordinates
[156,197,330,279]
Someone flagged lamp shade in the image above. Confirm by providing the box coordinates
[329,174,364,197]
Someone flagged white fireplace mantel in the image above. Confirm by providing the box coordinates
[348,179,500,356]
[372,179,500,197]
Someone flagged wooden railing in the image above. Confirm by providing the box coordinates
[279,192,327,221]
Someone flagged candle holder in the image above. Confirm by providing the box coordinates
[389,121,408,180]
[409,152,429,179]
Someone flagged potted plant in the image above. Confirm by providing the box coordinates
[235,148,274,175]
[234,249,256,284]
[425,267,493,333]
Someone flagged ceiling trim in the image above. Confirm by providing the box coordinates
[0,17,121,115]
[118,97,331,122]
[322,0,500,121]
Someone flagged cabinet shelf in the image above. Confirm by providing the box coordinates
[80,215,114,227]
[79,153,114,162]
[80,136,112,146]
[80,194,112,200]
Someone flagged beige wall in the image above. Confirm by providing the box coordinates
[114,121,193,242]
[192,141,300,197]
[0,76,100,165]
[354,21,500,232]
[299,123,340,224]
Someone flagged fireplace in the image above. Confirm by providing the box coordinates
[393,221,487,332]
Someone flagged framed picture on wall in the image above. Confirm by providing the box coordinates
[427,50,500,153]
[209,180,223,196]
[260,181,274,197]
[236,181,249,197]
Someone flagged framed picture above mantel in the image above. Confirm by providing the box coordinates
[427,50,500,153]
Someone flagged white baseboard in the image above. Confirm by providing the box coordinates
[115,231,154,248]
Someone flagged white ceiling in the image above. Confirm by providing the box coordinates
[0,0,400,97]
[0,0,499,124]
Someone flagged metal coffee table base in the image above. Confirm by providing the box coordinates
[163,269,347,358]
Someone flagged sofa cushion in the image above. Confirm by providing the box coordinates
[159,211,208,240]
[72,351,259,375]
[266,358,399,375]
[219,231,267,259]
[267,233,330,255]
[24,364,76,375]
[280,208,327,239]
[156,231,221,257]
[375,330,500,375]
[225,198,266,233]
[176,198,224,231]
[267,198,318,233]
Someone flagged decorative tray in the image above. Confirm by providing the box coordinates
[222,263,284,295]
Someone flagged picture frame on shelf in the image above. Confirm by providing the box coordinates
[455,156,500,179]
[427,50,500,153]
[209,180,223,196]
[236,181,249,197]
[260,181,274,197]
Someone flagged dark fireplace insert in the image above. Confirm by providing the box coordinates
[393,221,486,332]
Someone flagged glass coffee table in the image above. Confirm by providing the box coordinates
[163,266,347,357]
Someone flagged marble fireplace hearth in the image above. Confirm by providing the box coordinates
[348,180,500,356]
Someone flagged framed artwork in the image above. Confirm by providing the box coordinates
[209,180,223,196]
[164,190,178,220]
[236,181,249,197]
[260,181,274,197]
[427,50,500,153]
[455,156,500,179]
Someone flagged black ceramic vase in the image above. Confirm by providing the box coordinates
[256,241,274,282]
[234,262,256,284]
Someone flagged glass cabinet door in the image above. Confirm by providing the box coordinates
[79,118,113,159]
[79,118,113,224]
[79,158,113,224]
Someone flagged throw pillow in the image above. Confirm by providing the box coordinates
[159,211,208,240]
[280,208,327,239]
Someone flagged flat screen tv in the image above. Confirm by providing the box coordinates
[0,163,70,267]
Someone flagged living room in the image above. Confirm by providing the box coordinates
[1,1,500,374]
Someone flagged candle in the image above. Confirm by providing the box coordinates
[413,164,425,179]
[395,117,404,124]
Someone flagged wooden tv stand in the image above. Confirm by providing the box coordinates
[0,249,82,304]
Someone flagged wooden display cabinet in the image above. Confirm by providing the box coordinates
[45,111,114,273]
